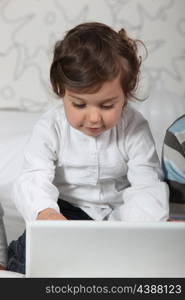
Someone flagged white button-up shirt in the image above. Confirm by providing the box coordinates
[14,102,169,221]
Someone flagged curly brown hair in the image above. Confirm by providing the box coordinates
[50,22,145,100]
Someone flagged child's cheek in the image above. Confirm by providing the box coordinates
[108,109,122,126]
[73,110,84,126]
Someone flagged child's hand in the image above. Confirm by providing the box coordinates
[37,208,67,220]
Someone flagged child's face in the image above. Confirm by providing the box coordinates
[63,75,125,137]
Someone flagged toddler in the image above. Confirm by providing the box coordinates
[8,22,169,273]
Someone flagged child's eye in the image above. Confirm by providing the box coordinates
[72,103,86,109]
[101,105,114,110]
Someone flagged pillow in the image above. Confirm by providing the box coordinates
[0,110,40,242]
[131,89,185,159]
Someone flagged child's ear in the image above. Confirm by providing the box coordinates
[56,84,61,95]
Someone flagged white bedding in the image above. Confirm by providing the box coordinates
[0,110,40,243]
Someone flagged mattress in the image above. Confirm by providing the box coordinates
[0,110,40,243]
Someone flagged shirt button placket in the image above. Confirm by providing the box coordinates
[90,137,99,183]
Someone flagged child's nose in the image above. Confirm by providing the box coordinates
[87,108,101,124]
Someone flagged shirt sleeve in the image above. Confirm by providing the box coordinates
[14,116,60,221]
[162,129,185,204]
[108,107,169,221]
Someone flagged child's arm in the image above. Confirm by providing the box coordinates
[14,114,64,222]
[109,107,169,221]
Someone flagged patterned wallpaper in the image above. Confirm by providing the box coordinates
[0,0,185,112]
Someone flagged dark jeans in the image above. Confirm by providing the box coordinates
[7,199,93,274]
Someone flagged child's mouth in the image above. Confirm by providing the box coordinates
[86,127,102,134]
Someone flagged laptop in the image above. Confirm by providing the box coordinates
[26,221,185,278]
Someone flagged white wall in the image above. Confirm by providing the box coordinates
[0,0,185,112]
